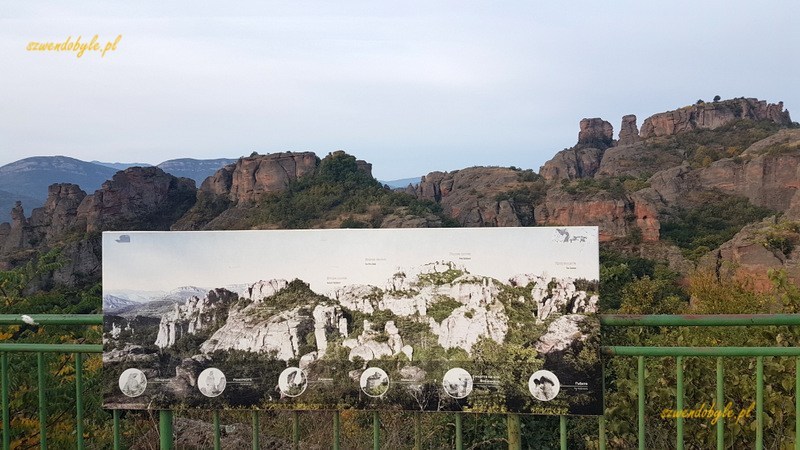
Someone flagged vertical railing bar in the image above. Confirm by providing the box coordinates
[796,357,800,450]
[213,410,221,450]
[599,359,606,450]
[454,413,462,450]
[413,412,421,450]
[333,410,340,450]
[75,353,84,450]
[676,355,684,450]
[251,410,260,450]
[37,352,47,450]
[292,410,300,450]
[757,356,764,450]
[112,409,121,450]
[1,353,9,450]
[373,411,380,450]
[716,356,724,450]
[559,415,567,450]
[507,414,520,450]
[159,410,173,450]
[638,355,645,450]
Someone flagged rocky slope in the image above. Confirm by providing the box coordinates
[1,96,797,289]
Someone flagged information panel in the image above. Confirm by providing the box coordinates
[102,227,601,414]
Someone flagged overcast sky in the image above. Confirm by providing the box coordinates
[1,1,798,180]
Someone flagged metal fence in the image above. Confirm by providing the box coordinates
[2,313,800,449]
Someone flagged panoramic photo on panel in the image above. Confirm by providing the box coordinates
[102,227,601,414]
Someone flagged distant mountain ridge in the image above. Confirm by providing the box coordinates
[0,156,238,221]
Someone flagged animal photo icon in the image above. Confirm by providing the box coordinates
[529,370,560,401]
[118,368,147,398]
[198,368,226,397]
[278,367,308,397]
[442,368,473,399]
[360,367,390,398]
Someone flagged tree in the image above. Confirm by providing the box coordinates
[713,94,721,102]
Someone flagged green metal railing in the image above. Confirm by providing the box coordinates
[2,313,800,449]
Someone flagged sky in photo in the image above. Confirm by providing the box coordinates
[1,1,798,180]
[102,228,599,293]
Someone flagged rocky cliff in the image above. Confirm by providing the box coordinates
[0,167,197,286]
[640,98,791,139]
[154,288,239,348]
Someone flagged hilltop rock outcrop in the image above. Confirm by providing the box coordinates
[77,166,197,232]
[539,147,604,181]
[200,152,318,204]
[617,114,640,146]
[410,168,533,226]
[640,98,791,139]
[577,118,614,149]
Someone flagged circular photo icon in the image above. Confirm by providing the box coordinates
[528,370,560,401]
[198,368,227,398]
[119,368,147,397]
[360,367,390,398]
[442,367,473,399]
[278,367,308,397]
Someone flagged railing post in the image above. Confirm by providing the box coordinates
[251,410,260,450]
[333,410,340,450]
[757,356,764,450]
[1,353,8,450]
[37,352,47,450]
[454,413,463,450]
[75,353,84,450]
[213,410,221,450]
[292,410,300,450]
[159,410,173,450]
[373,411,380,450]
[676,356,684,450]
[113,409,121,450]
[506,413,521,450]
[414,412,421,450]
[716,356,724,450]
[638,355,645,450]
[796,357,800,450]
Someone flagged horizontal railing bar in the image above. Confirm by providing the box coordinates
[0,343,103,353]
[600,314,800,327]
[602,346,800,357]
[0,314,102,326]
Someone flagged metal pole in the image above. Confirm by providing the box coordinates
[638,356,645,450]
[75,353,84,450]
[292,410,300,450]
[560,415,567,450]
[333,410,340,450]
[251,410,260,450]
[414,412,421,450]
[213,410,221,450]
[37,352,47,450]
[454,413,463,450]
[676,356,684,450]
[757,356,764,450]
[113,409,121,450]
[159,410,173,450]
[506,414,521,450]
[1,353,8,450]
[796,357,800,450]
[716,357,724,450]
[373,411,380,450]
